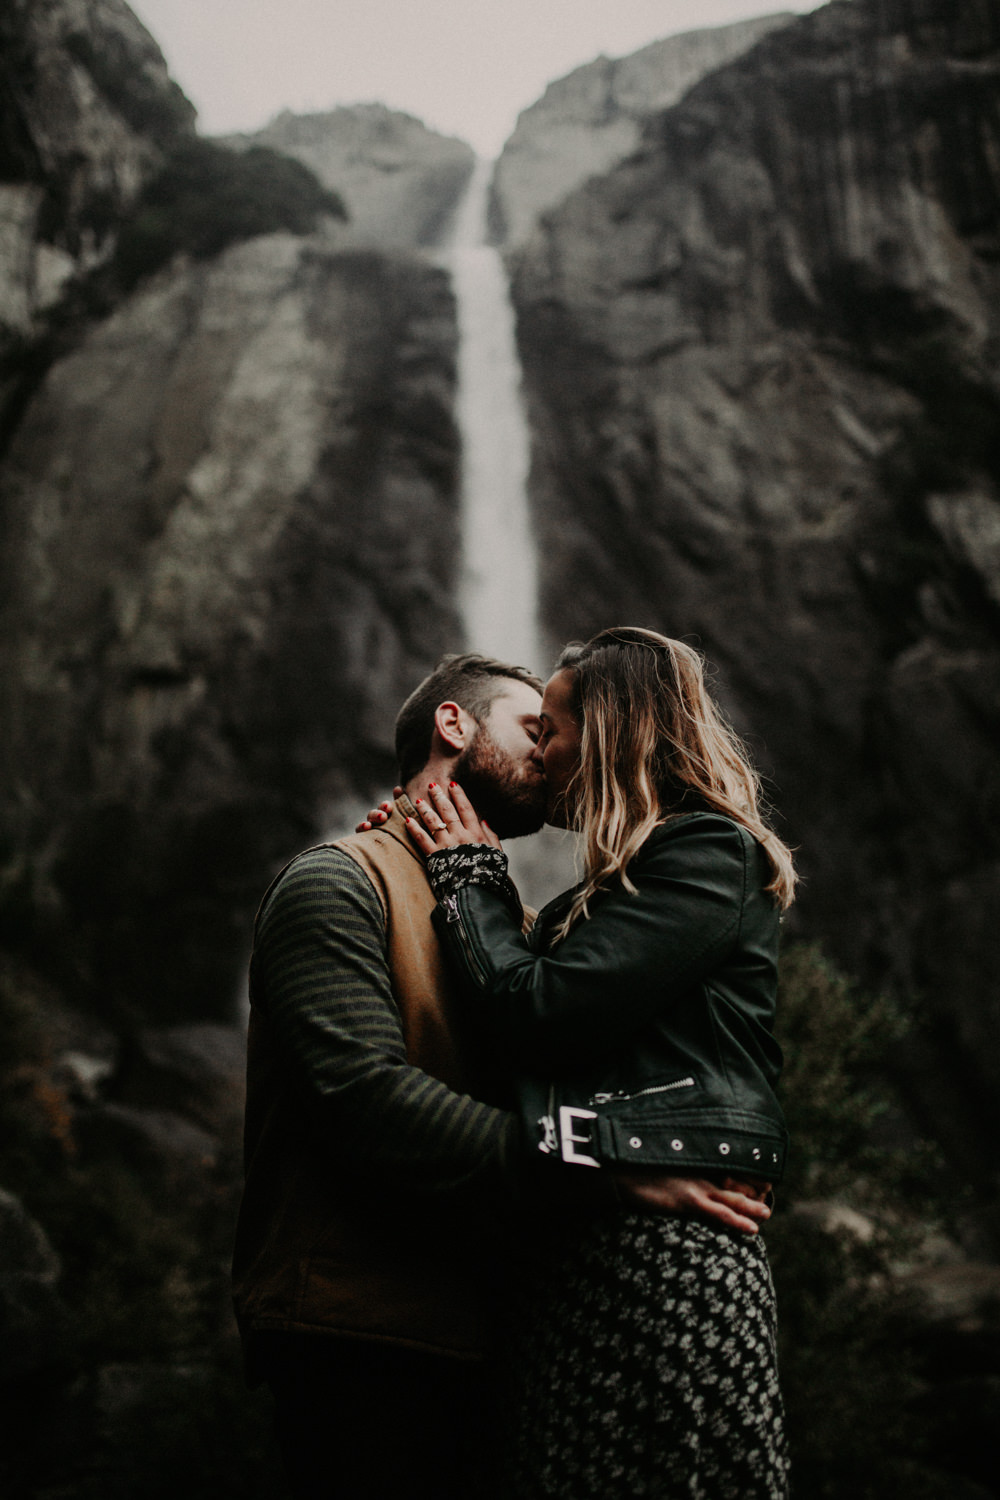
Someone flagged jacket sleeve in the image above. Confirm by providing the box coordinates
[252,846,518,1196]
[433,817,749,1071]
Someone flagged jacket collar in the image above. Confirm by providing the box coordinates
[367,792,426,868]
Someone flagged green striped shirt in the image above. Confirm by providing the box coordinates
[251,845,517,1196]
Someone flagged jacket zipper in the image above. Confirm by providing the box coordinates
[589,1076,696,1106]
[443,894,487,986]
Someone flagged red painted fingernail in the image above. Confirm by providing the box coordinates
[428,782,436,789]
[449,781,457,787]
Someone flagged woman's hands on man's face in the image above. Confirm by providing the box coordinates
[405,782,501,858]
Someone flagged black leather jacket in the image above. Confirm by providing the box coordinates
[433,812,789,1184]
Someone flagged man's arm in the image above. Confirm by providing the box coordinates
[254,843,771,1232]
[252,845,516,1197]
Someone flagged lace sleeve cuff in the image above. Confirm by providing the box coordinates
[426,845,520,914]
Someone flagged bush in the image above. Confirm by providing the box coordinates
[63,29,195,142]
[0,958,283,1497]
[768,943,954,1498]
[114,138,347,289]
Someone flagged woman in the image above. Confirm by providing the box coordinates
[406,627,795,1499]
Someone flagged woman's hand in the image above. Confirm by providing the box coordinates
[356,789,402,833]
[406,782,502,858]
[614,1172,773,1235]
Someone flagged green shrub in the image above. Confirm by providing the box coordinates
[769,943,951,1497]
[114,138,347,289]
[0,957,284,1496]
[63,29,194,141]
[774,941,915,1202]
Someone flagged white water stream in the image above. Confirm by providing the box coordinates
[443,158,543,676]
[442,160,577,904]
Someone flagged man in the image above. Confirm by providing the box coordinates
[233,653,769,1500]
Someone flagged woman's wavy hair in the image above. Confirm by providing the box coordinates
[554,627,796,936]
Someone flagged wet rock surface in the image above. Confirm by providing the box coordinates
[230,103,474,251]
[493,12,794,247]
[0,0,193,358]
[0,230,464,1023]
[0,1187,67,1380]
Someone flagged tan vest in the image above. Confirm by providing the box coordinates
[232,800,499,1363]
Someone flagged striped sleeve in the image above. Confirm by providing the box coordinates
[251,846,517,1196]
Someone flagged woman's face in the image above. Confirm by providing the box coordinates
[534,668,583,828]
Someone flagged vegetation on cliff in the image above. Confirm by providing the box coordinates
[114,138,348,289]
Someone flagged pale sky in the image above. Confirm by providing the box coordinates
[129,0,827,157]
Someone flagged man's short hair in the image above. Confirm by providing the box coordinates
[394,653,543,782]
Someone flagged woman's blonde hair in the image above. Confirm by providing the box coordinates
[554,627,796,937]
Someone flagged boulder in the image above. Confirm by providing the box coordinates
[0,1185,67,1378]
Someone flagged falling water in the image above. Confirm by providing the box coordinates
[444,158,542,676]
[443,159,577,905]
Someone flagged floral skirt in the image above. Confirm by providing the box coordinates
[503,1213,790,1500]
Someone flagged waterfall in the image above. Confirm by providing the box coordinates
[444,158,542,676]
[443,159,578,906]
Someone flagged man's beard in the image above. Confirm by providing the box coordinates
[454,729,545,840]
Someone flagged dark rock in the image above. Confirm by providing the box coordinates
[0,233,464,1023]
[0,1185,67,1378]
[77,1102,220,1174]
[906,1261,1000,1332]
[113,1022,246,1132]
[0,1184,60,1281]
[909,1375,1000,1493]
[52,1048,115,1103]
[493,13,795,247]
[90,1358,209,1433]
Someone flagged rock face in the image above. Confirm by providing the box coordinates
[0,232,463,1021]
[0,1186,66,1379]
[492,13,794,247]
[508,0,1000,1165]
[0,0,193,356]
[230,104,474,250]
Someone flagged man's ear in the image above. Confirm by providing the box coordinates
[432,701,475,756]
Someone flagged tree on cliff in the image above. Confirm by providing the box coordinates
[114,138,348,289]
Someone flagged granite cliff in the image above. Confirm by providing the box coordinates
[492,12,794,246]
[230,104,473,250]
[507,0,1000,1169]
[0,2,471,1030]
[0,0,193,358]
[0,234,463,1023]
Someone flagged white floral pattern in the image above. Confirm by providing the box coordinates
[427,844,522,915]
[503,1214,790,1499]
